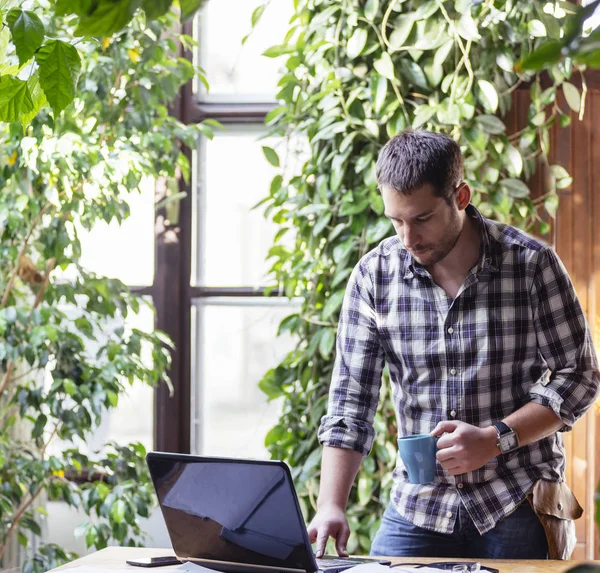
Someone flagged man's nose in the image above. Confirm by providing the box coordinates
[403,225,419,249]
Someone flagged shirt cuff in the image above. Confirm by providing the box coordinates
[318,415,374,456]
[528,382,573,431]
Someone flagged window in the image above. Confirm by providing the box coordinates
[188,0,298,458]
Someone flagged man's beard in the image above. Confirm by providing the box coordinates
[412,212,462,267]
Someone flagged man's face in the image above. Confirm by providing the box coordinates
[380,183,463,267]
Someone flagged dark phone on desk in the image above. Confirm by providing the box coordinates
[126,556,181,567]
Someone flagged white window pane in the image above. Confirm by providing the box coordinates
[196,0,293,102]
[196,126,292,287]
[77,177,155,286]
[192,299,300,458]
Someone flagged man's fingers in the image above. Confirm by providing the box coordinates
[315,531,329,558]
[431,420,460,437]
[436,445,459,462]
[306,524,317,544]
[335,526,350,557]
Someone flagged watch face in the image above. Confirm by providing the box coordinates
[499,432,518,452]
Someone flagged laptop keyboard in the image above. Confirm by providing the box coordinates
[316,557,362,571]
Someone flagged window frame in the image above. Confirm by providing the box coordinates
[152,16,282,453]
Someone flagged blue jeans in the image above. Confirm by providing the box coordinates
[370,501,548,558]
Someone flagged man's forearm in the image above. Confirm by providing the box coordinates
[317,446,363,510]
[488,402,564,454]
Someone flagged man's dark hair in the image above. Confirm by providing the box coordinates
[375,129,463,202]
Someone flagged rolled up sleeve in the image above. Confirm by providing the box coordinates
[318,262,385,455]
[529,247,600,428]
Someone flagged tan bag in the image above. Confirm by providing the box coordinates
[528,479,583,560]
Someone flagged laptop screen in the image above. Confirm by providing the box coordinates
[147,453,318,573]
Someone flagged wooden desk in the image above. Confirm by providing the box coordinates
[51,547,599,573]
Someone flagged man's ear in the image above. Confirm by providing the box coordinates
[455,181,471,210]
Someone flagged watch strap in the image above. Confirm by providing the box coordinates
[492,421,511,436]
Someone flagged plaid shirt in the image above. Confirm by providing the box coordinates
[318,204,600,535]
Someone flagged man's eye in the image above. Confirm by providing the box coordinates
[417,216,431,222]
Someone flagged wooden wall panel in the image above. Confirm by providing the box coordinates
[509,81,599,559]
[552,91,598,560]
[590,92,600,560]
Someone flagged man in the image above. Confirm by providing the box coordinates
[307,129,600,558]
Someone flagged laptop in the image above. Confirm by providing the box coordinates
[146,452,391,573]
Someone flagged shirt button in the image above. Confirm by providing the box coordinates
[446,511,453,518]
[457,483,464,489]
[450,410,457,418]
[447,327,454,334]
[450,368,457,375]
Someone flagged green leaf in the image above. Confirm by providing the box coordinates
[531,110,546,126]
[544,194,560,217]
[142,0,172,19]
[358,475,374,506]
[373,52,396,81]
[319,328,336,359]
[556,176,572,189]
[562,81,581,113]
[388,15,414,50]
[415,0,438,19]
[364,0,379,21]
[412,105,436,128]
[74,0,141,36]
[251,4,266,27]
[20,76,46,128]
[400,60,428,89]
[477,79,498,113]
[373,75,387,114]
[0,76,33,122]
[516,40,562,72]
[17,531,28,548]
[6,9,45,67]
[528,19,547,37]
[111,499,126,523]
[347,28,368,59]
[433,40,453,68]
[322,290,345,320]
[499,178,530,198]
[475,114,506,134]
[35,40,82,115]
[263,45,293,58]
[455,0,473,13]
[366,218,393,244]
[496,52,514,73]
[455,12,481,41]
[55,0,93,16]
[424,59,443,88]
[262,146,280,167]
[539,221,551,235]
[86,526,97,548]
[505,145,523,177]
[550,164,569,180]
[437,99,460,125]
[32,414,47,439]
[179,0,204,22]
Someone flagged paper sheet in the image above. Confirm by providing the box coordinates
[342,565,452,573]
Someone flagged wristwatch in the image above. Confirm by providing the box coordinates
[492,421,519,454]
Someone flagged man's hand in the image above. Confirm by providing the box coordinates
[307,504,350,558]
[431,420,499,475]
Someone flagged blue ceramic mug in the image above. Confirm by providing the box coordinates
[397,434,439,484]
